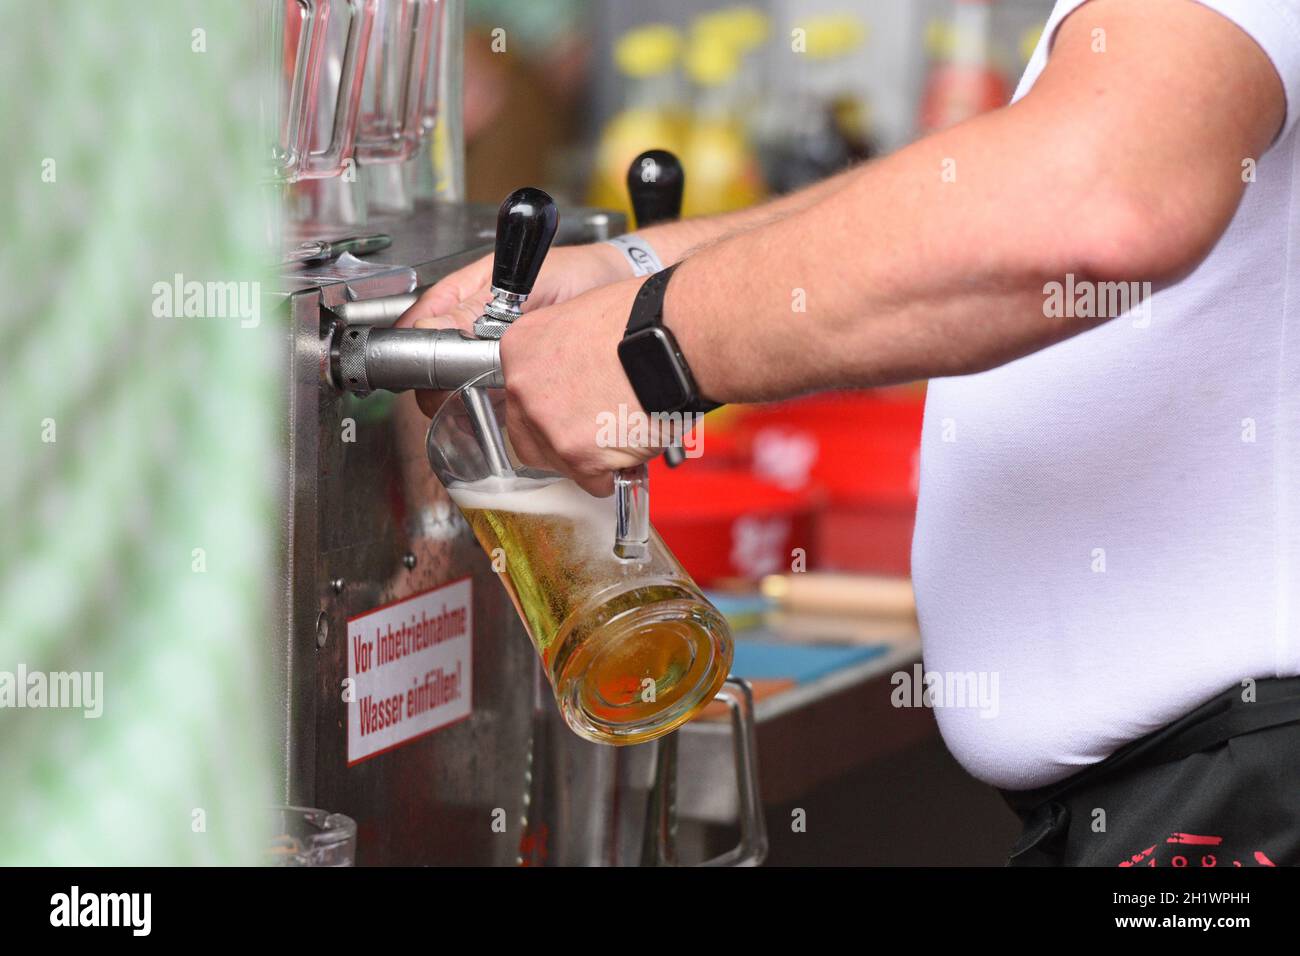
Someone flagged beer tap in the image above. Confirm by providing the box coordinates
[473,187,559,339]
[627,148,684,229]
[327,187,558,395]
[624,149,689,469]
[609,150,685,558]
[328,184,653,561]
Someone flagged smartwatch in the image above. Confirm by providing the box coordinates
[617,263,719,415]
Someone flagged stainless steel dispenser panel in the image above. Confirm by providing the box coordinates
[276,199,625,865]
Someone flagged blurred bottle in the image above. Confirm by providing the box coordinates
[1019,24,1044,71]
[695,5,771,52]
[679,30,768,217]
[692,5,771,132]
[588,24,688,218]
[754,14,875,196]
[918,0,1011,135]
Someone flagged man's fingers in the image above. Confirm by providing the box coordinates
[503,416,561,475]
[573,471,615,498]
[397,285,460,328]
[415,388,444,419]
[414,299,481,336]
[396,257,491,328]
[403,284,491,329]
[507,410,620,499]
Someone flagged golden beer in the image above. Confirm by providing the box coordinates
[448,475,733,745]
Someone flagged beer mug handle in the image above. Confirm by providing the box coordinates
[697,677,769,867]
[613,464,650,561]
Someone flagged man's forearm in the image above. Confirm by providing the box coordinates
[660,0,1278,405]
[493,0,1286,493]
[632,164,863,266]
[661,105,1100,402]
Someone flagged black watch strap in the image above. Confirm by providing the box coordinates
[624,263,720,414]
[626,261,680,334]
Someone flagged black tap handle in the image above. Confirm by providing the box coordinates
[491,187,559,295]
[626,150,690,469]
[626,149,685,228]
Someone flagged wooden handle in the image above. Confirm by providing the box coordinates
[761,573,916,619]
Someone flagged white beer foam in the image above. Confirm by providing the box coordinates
[447,475,615,531]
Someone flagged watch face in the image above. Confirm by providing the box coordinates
[618,328,692,413]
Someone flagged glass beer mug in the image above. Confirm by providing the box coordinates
[427,379,734,745]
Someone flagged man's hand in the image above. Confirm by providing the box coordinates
[396,242,632,417]
[499,278,661,497]
[397,241,630,332]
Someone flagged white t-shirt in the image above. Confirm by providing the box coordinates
[912,0,1300,791]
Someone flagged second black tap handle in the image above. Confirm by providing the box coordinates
[625,150,692,469]
[626,149,685,228]
[491,187,559,295]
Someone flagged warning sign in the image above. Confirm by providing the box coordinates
[346,578,473,765]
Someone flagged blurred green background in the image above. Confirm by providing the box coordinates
[0,0,277,865]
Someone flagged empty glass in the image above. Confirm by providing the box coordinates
[258,0,329,183]
[298,0,378,180]
[355,0,439,164]
[267,806,357,866]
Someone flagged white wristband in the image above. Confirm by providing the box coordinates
[604,234,665,277]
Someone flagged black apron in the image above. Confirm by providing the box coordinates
[1000,677,1300,867]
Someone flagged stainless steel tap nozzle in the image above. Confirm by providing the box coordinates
[326,187,559,394]
[329,323,503,395]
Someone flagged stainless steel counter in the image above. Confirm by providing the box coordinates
[279,199,619,308]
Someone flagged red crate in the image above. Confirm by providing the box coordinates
[648,463,817,586]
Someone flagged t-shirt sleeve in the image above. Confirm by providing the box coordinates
[1030,0,1300,143]
[1191,0,1300,141]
